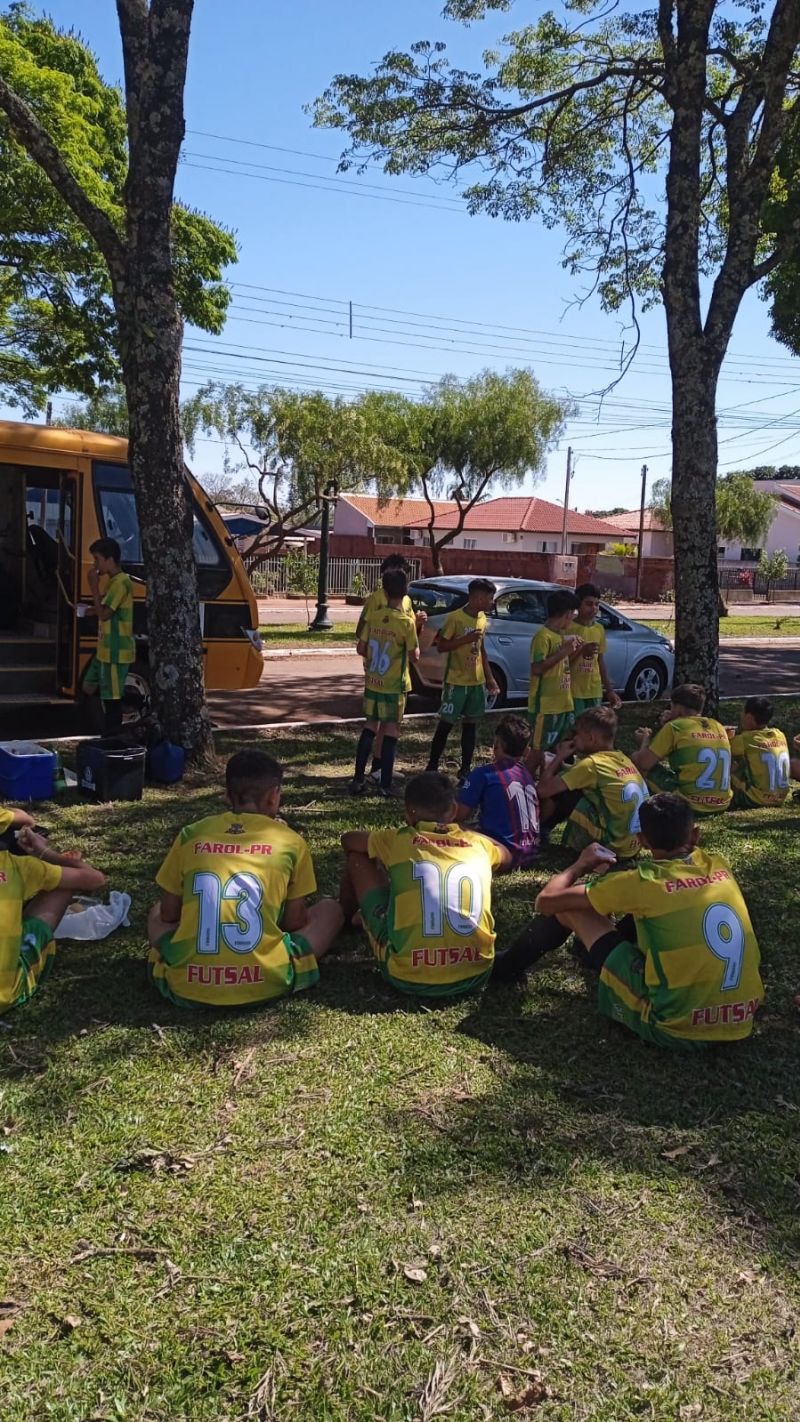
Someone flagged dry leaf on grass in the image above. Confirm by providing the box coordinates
[0,1299,22,1338]
[404,1263,428,1284]
[498,1372,554,1410]
[417,1355,460,1420]
[114,1135,231,1176]
[662,1144,693,1160]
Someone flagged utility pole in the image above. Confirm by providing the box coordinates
[560,446,573,555]
[635,463,648,601]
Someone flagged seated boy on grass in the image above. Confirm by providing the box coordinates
[452,713,540,869]
[494,793,763,1051]
[631,683,733,815]
[0,804,35,852]
[340,771,508,997]
[0,825,106,1012]
[148,750,343,1008]
[728,697,792,809]
[537,705,648,861]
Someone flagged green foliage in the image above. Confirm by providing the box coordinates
[586,506,628,518]
[350,570,367,597]
[650,473,776,548]
[758,546,789,586]
[0,4,236,413]
[746,465,800,482]
[285,551,319,597]
[53,382,128,435]
[608,541,636,556]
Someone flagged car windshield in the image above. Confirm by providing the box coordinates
[410,583,468,615]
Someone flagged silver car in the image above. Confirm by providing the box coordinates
[408,576,674,705]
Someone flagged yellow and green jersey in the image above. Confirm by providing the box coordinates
[730,727,791,807]
[357,589,415,690]
[438,608,487,686]
[360,604,418,698]
[97,571,134,665]
[366,821,503,994]
[529,625,573,717]
[568,619,606,701]
[151,811,318,1007]
[0,808,14,835]
[587,848,762,1042]
[647,716,733,813]
[561,750,648,859]
[0,851,62,1008]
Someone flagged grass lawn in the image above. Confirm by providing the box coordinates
[2,703,800,1420]
[259,622,356,648]
[649,616,800,638]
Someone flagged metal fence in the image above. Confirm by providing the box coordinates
[718,564,800,594]
[243,553,422,597]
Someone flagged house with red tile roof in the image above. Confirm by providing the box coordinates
[602,509,674,558]
[334,492,622,555]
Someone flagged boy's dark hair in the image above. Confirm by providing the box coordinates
[575,582,601,602]
[638,792,694,853]
[226,750,284,805]
[575,704,617,741]
[744,696,773,727]
[405,771,456,820]
[547,588,580,618]
[380,553,411,576]
[671,683,706,714]
[89,536,122,563]
[495,713,531,758]
[382,567,408,601]
[468,578,496,598]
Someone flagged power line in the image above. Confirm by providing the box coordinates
[180,160,466,215]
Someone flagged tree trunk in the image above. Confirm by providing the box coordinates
[670,361,720,704]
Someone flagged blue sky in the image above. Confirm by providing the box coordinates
[24,1,800,513]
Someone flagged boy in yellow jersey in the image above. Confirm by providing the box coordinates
[147,750,343,1008]
[537,705,648,860]
[728,697,792,809]
[0,804,35,852]
[351,568,419,797]
[83,537,134,734]
[632,683,733,815]
[355,554,427,784]
[568,583,622,714]
[425,579,499,783]
[340,771,508,997]
[0,825,106,1011]
[527,588,582,768]
[495,793,763,1049]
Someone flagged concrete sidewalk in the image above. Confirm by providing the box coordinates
[257,596,800,625]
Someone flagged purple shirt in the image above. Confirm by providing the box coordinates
[457,757,540,864]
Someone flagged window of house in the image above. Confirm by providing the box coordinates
[463,537,477,549]
[740,547,762,561]
[502,532,517,544]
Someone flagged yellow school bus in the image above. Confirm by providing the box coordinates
[0,420,264,710]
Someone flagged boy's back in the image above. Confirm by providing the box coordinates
[365,821,503,995]
[361,602,418,699]
[647,715,733,813]
[561,749,647,858]
[458,759,539,864]
[150,810,318,1006]
[730,725,790,806]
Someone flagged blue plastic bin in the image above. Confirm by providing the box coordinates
[0,741,56,801]
[147,741,185,785]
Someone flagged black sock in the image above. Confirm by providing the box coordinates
[426,720,451,771]
[370,756,382,774]
[492,916,572,982]
[380,736,397,791]
[354,728,376,781]
[541,788,583,829]
[460,722,477,776]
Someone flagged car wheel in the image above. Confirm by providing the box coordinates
[624,657,667,703]
[487,664,508,710]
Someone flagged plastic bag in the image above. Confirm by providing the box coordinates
[54,890,132,941]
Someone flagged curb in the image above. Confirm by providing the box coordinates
[262,638,800,659]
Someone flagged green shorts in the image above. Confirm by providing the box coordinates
[645,763,678,795]
[573,696,603,716]
[1,916,57,1011]
[528,710,573,751]
[439,683,486,724]
[359,887,488,998]
[563,797,640,862]
[597,940,704,1051]
[148,931,319,1008]
[84,656,128,702]
[363,690,406,724]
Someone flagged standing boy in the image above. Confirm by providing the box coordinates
[568,583,621,713]
[83,536,134,734]
[729,697,792,808]
[632,683,733,815]
[527,588,581,765]
[425,579,498,783]
[453,713,540,868]
[355,554,427,783]
[351,568,419,797]
[537,705,648,860]
[340,771,507,997]
[148,750,343,1008]
[495,794,763,1052]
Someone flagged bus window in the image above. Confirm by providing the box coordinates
[93,461,231,596]
[96,486,142,563]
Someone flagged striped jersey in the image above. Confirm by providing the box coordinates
[0,808,13,835]
[568,619,606,701]
[647,716,733,813]
[439,609,487,686]
[587,848,762,1042]
[457,757,539,863]
[151,811,317,1006]
[529,626,573,716]
[360,603,418,698]
[366,821,504,994]
[561,749,648,859]
[0,852,62,1009]
[730,727,791,807]
[97,571,134,665]
[357,588,415,690]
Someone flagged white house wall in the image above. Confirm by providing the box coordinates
[333,500,373,536]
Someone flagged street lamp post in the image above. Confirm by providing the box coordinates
[310,480,338,631]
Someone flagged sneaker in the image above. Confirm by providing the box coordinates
[349,778,367,796]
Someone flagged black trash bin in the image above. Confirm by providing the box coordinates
[76,739,147,802]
